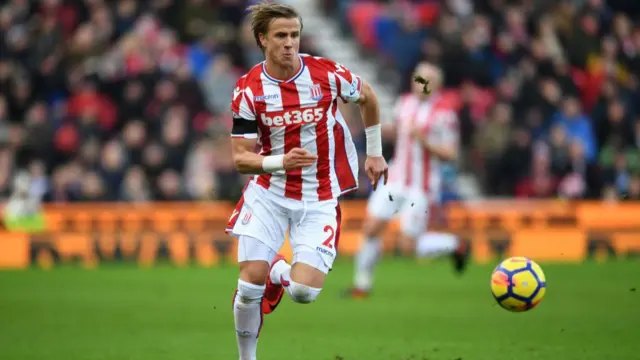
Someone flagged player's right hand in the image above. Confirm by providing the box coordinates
[365,156,389,191]
[283,148,317,170]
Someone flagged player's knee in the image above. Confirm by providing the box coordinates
[286,280,322,304]
[235,279,265,305]
[363,217,387,237]
[397,235,416,255]
[239,260,270,286]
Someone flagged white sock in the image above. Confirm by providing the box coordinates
[269,259,291,285]
[233,280,265,360]
[416,232,459,258]
[354,237,382,291]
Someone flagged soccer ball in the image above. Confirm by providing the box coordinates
[490,256,546,312]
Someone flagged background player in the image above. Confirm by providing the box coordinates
[225,4,388,360]
[347,62,468,298]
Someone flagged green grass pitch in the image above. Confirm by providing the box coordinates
[1,259,639,360]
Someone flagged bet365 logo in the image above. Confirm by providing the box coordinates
[260,107,325,127]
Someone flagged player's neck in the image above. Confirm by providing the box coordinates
[264,56,301,81]
[419,90,440,102]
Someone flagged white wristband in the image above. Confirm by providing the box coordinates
[262,155,285,173]
[365,124,383,157]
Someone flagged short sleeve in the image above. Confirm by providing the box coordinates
[230,76,258,139]
[314,57,363,103]
[335,63,363,103]
[230,76,256,121]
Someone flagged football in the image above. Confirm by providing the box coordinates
[491,256,547,312]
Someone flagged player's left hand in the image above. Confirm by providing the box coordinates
[364,156,388,191]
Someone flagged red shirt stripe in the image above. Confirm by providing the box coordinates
[332,103,357,192]
[279,81,303,200]
[309,69,333,201]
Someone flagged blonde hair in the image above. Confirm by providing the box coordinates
[246,2,302,51]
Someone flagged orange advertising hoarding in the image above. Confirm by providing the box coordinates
[1,200,639,269]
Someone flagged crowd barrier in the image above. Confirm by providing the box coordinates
[1,200,639,269]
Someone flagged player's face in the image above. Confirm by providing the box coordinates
[412,64,443,98]
[263,17,301,68]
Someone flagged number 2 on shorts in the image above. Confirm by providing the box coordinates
[322,225,335,249]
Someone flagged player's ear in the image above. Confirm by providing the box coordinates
[259,33,267,49]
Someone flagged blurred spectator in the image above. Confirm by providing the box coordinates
[552,97,597,163]
[201,54,240,115]
[43,163,81,203]
[516,149,558,199]
[156,169,188,201]
[498,127,533,196]
[557,141,588,199]
[19,103,55,166]
[548,125,571,178]
[2,170,45,232]
[100,140,127,198]
[27,159,49,201]
[184,137,216,200]
[80,171,108,202]
[141,141,168,185]
[474,102,512,192]
[0,145,15,199]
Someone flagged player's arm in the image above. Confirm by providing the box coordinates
[417,139,457,162]
[333,62,382,150]
[231,135,266,175]
[355,81,381,130]
[231,117,316,174]
[334,66,388,155]
[230,114,267,174]
[335,65,388,187]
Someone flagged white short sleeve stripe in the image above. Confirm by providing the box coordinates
[236,87,255,120]
[336,73,362,103]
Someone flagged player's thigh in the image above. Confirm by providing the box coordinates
[229,183,289,254]
[289,200,341,285]
[237,235,277,285]
[398,191,429,239]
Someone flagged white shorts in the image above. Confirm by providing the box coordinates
[226,182,341,273]
[366,182,438,238]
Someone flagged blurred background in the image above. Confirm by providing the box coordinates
[0,0,638,244]
[0,1,639,359]
[0,0,638,210]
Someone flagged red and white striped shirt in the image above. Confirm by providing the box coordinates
[387,93,459,195]
[231,54,362,201]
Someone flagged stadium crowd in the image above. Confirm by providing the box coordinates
[0,0,321,203]
[0,0,639,204]
[328,0,640,200]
